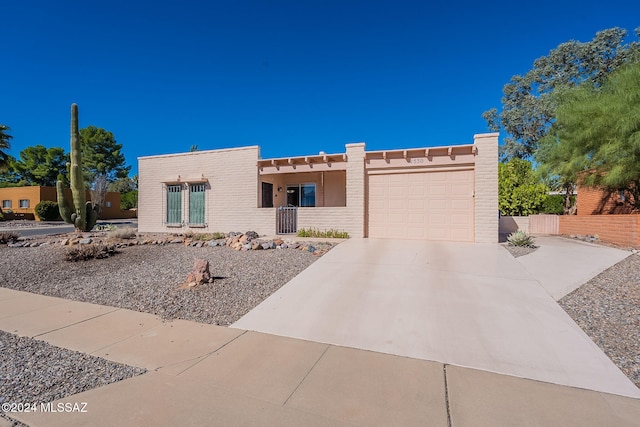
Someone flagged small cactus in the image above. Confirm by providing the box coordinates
[57,104,99,232]
[507,230,536,247]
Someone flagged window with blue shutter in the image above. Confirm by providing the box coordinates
[189,184,206,225]
[166,185,182,224]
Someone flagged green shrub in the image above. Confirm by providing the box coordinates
[65,244,119,261]
[34,200,60,221]
[0,231,20,244]
[499,159,548,216]
[121,190,138,210]
[297,228,349,238]
[1,209,14,220]
[540,194,576,214]
[185,232,226,241]
[507,230,535,247]
[95,224,116,231]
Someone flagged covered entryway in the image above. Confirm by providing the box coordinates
[367,169,474,241]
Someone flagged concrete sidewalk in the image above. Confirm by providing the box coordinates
[233,238,640,399]
[2,287,639,426]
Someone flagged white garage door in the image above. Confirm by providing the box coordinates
[367,169,474,241]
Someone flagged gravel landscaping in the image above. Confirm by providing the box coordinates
[502,243,539,258]
[559,253,640,388]
[0,235,332,423]
[1,229,638,418]
[0,330,145,410]
[0,240,326,326]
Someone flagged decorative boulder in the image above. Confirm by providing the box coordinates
[185,259,212,287]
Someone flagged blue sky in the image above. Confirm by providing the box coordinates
[2,1,638,176]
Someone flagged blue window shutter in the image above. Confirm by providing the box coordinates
[189,184,205,224]
[167,185,182,223]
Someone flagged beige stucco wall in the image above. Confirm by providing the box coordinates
[323,170,347,207]
[473,133,499,243]
[137,135,497,242]
[499,215,530,235]
[345,143,366,238]
[138,146,276,235]
[297,207,353,234]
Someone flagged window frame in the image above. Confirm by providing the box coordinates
[165,184,183,226]
[19,199,30,209]
[2,200,11,209]
[286,183,316,207]
[188,183,207,227]
[261,182,274,208]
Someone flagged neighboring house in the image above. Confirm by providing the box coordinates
[138,133,498,242]
[576,184,637,215]
[0,186,136,221]
[557,180,640,247]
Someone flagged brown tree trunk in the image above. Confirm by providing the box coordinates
[563,182,577,215]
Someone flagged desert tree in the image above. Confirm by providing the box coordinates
[484,27,640,161]
[537,62,640,209]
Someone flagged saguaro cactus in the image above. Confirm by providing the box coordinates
[57,103,98,232]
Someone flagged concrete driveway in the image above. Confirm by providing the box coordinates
[233,237,640,398]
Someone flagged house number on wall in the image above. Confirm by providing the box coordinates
[411,158,425,164]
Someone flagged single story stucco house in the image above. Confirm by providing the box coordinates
[138,132,498,242]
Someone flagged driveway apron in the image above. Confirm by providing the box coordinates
[233,238,640,398]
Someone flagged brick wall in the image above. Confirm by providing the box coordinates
[577,185,636,215]
[559,215,640,247]
[473,133,499,243]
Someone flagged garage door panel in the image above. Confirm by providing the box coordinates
[451,199,472,210]
[408,199,426,210]
[451,184,471,196]
[429,185,446,196]
[429,199,446,210]
[368,170,474,241]
[451,213,471,225]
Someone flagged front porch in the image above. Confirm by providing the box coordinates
[258,152,351,235]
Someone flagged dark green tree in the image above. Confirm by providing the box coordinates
[8,145,68,186]
[108,176,137,193]
[108,176,138,210]
[537,62,640,209]
[79,126,130,183]
[0,124,13,170]
[484,27,640,161]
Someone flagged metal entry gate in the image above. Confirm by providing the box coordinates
[277,206,297,234]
